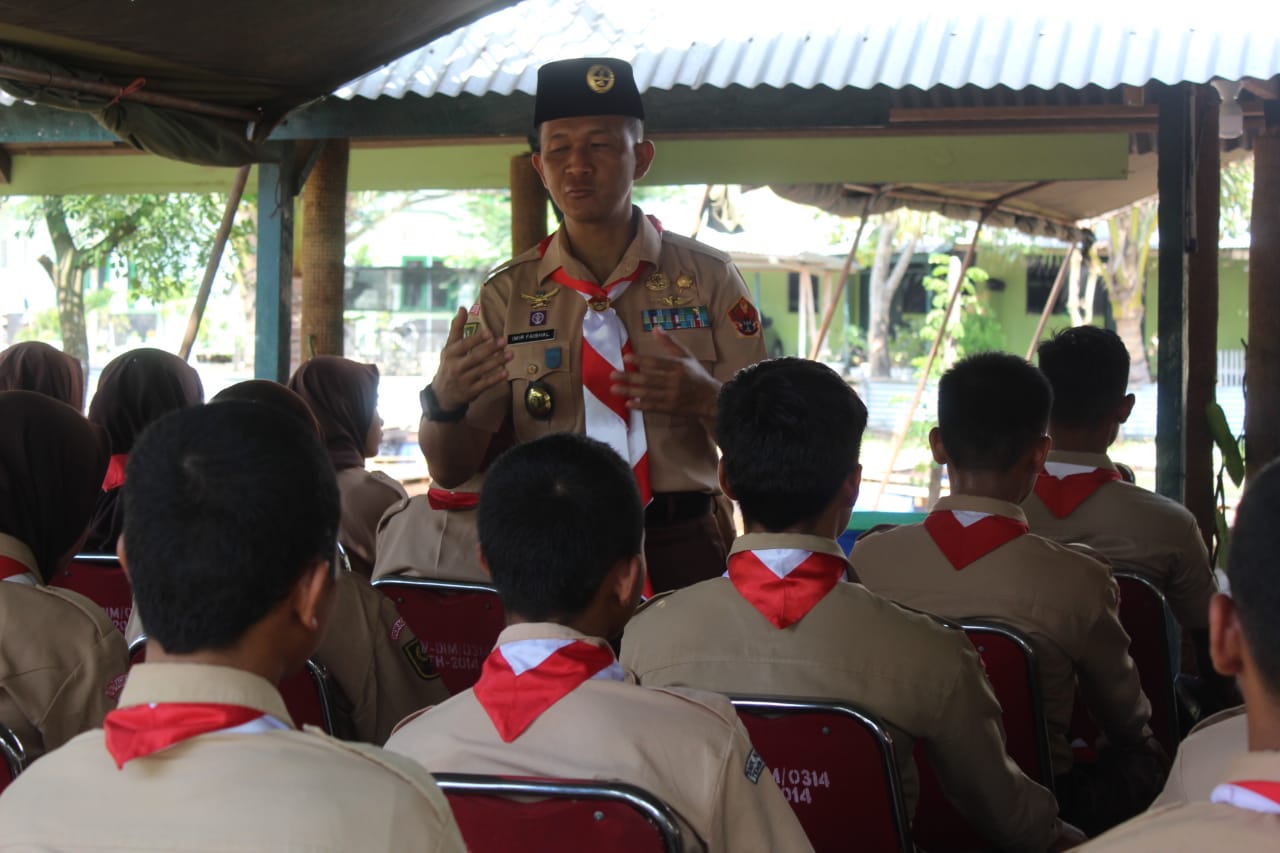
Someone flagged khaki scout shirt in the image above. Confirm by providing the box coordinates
[338,467,408,577]
[386,622,813,853]
[464,209,767,494]
[1022,450,1216,629]
[0,663,467,852]
[372,473,489,584]
[0,536,128,763]
[852,495,1153,776]
[621,532,1061,852]
[1153,704,1247,807]
[1080,751,1280,851]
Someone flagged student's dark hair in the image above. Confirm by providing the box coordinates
[937,352,1052,471]
[717,358,867,530]
[478,433,642,621]
[123,402,340,654]
[1227,459,1280,697]
[1037,326,1130,427]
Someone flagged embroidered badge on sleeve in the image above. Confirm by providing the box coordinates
[402,639,443,681]
[728,297,761,337]
[744,748,766,784]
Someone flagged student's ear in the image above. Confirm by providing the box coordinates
[1030,434,1052,471]
[717,458,738,501]
[844,463,863,508]
[1209,593,1246,678]
[633,140,656,181]
[115,533,130,583]
[1117,393,1136,424]
[609,554,646,612]
[928,427,950,466]
[293,558,335,637]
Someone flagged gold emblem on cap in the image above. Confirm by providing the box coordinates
[520,286,560,310]
[675,274,695,290]
[525,382,554,420]
[644,272,670,291]
[586,64,615,94]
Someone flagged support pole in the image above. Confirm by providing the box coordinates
[1156,83,1192,502]
[1024,245,1076,360]
[510,154,548,255]
[1246,102,1280,480]
[300,139,349,359]
[1186,87,1220,546]
[179,165,249,361]
[810,206,871,360]
[255,142,297,381]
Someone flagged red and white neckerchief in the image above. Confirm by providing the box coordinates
[1211,780,1280,814]
[726,549,848,628]
[0,554,38,585]
[537,221,661,508]
[924,510,1029,571]
[1033,462,1122,519]
[426,487,479,511]
[473,637,624,742]
[103,701,288,769]
[102,453,129,492]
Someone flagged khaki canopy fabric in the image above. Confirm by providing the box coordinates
[0,0,514,165]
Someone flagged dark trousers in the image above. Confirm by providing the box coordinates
[644,505,730,594]
[1055,737,1170,837]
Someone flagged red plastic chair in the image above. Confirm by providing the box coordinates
[127,638,337,734]
[371,577,505,693]
[911,620,1055,852]
[730,697,912,853]
[434,774,683,853]
[0,723,24,796]
[48,553,133,635]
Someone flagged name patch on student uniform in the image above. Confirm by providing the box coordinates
[744,748,766,784]
[508,330,556,345]
[641,306,710,332]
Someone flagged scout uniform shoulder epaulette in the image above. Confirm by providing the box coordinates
[661,230,732,263]
[483,245,542,284]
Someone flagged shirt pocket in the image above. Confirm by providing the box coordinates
[631,325,718,367]
[508,339,576,434]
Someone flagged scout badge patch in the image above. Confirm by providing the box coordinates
[728,297,761,337]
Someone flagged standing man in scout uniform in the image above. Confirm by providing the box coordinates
[852,353,1167,837]
[386,433,813,853]
[622,358,1078,851]
[1079,460,1280,850]
[0,403,466,852]
[418,57,766,592]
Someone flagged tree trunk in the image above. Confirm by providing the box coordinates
[867,217,917,379]
[53,255,88,369]
[301,139,350,359]
[1114,311,1150,386]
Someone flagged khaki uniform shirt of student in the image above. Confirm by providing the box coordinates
[337,467,408,578]
[0,533,128,763]
[1022,450,1216,629]
[385,622,813,853]
[372,472,489,584]
[0,663,467,852]
[1078,751,1280,851]
[621,532,1062,853]
[125,570,447,747]
[1153,704,1247,807]
[465,211,766,496]
[851,495,1153,776]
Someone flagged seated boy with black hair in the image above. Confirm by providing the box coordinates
[1082,459,1280,849]
[385,432,812,853]
[621,357,1077,851]
[0,403,465,852]
[853,352,1167,836]
[1023,326,1229,707]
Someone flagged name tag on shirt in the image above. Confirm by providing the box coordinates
[509,330,556,345]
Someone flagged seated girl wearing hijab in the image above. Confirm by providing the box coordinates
[288,357,407,577]
[0,391,130,763]
[84,349,204,554]
[0,341,85,409]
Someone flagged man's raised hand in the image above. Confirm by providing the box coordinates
[430,308,513,411]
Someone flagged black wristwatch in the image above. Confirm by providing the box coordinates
[420,383,469,422]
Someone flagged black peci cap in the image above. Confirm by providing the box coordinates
[533,58,644,126]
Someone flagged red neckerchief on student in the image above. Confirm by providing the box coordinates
[472,637,623,743]
[0,555,33,582]
[102,453,129,492]
[103,702,282,769]
[1033,466,1122,519]
[426,487,480,511]
[1211,780,1280,814]
[727,549,848,628]
[924,510,1029,571]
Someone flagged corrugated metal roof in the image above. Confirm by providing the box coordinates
[337,0,1280,100]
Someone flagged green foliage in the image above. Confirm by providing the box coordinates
[1220,158,1254,244]
[1208,398,1246,568]
[911,254,1005,378]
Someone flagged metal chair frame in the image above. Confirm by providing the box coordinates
[0,721,25,783]
[1112,569,1182,753]
[433,773,684,853]
[730,696,914,853]
[372,576,500,595]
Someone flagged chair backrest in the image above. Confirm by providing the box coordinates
[371,577,505,693]
[1112,570,1180,755]
[730,697,912,853]
[434,773,684,853]
[127,639,337,735]
[0,722,25,796]
[49,553,133,634]
[911,621,1055,852]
